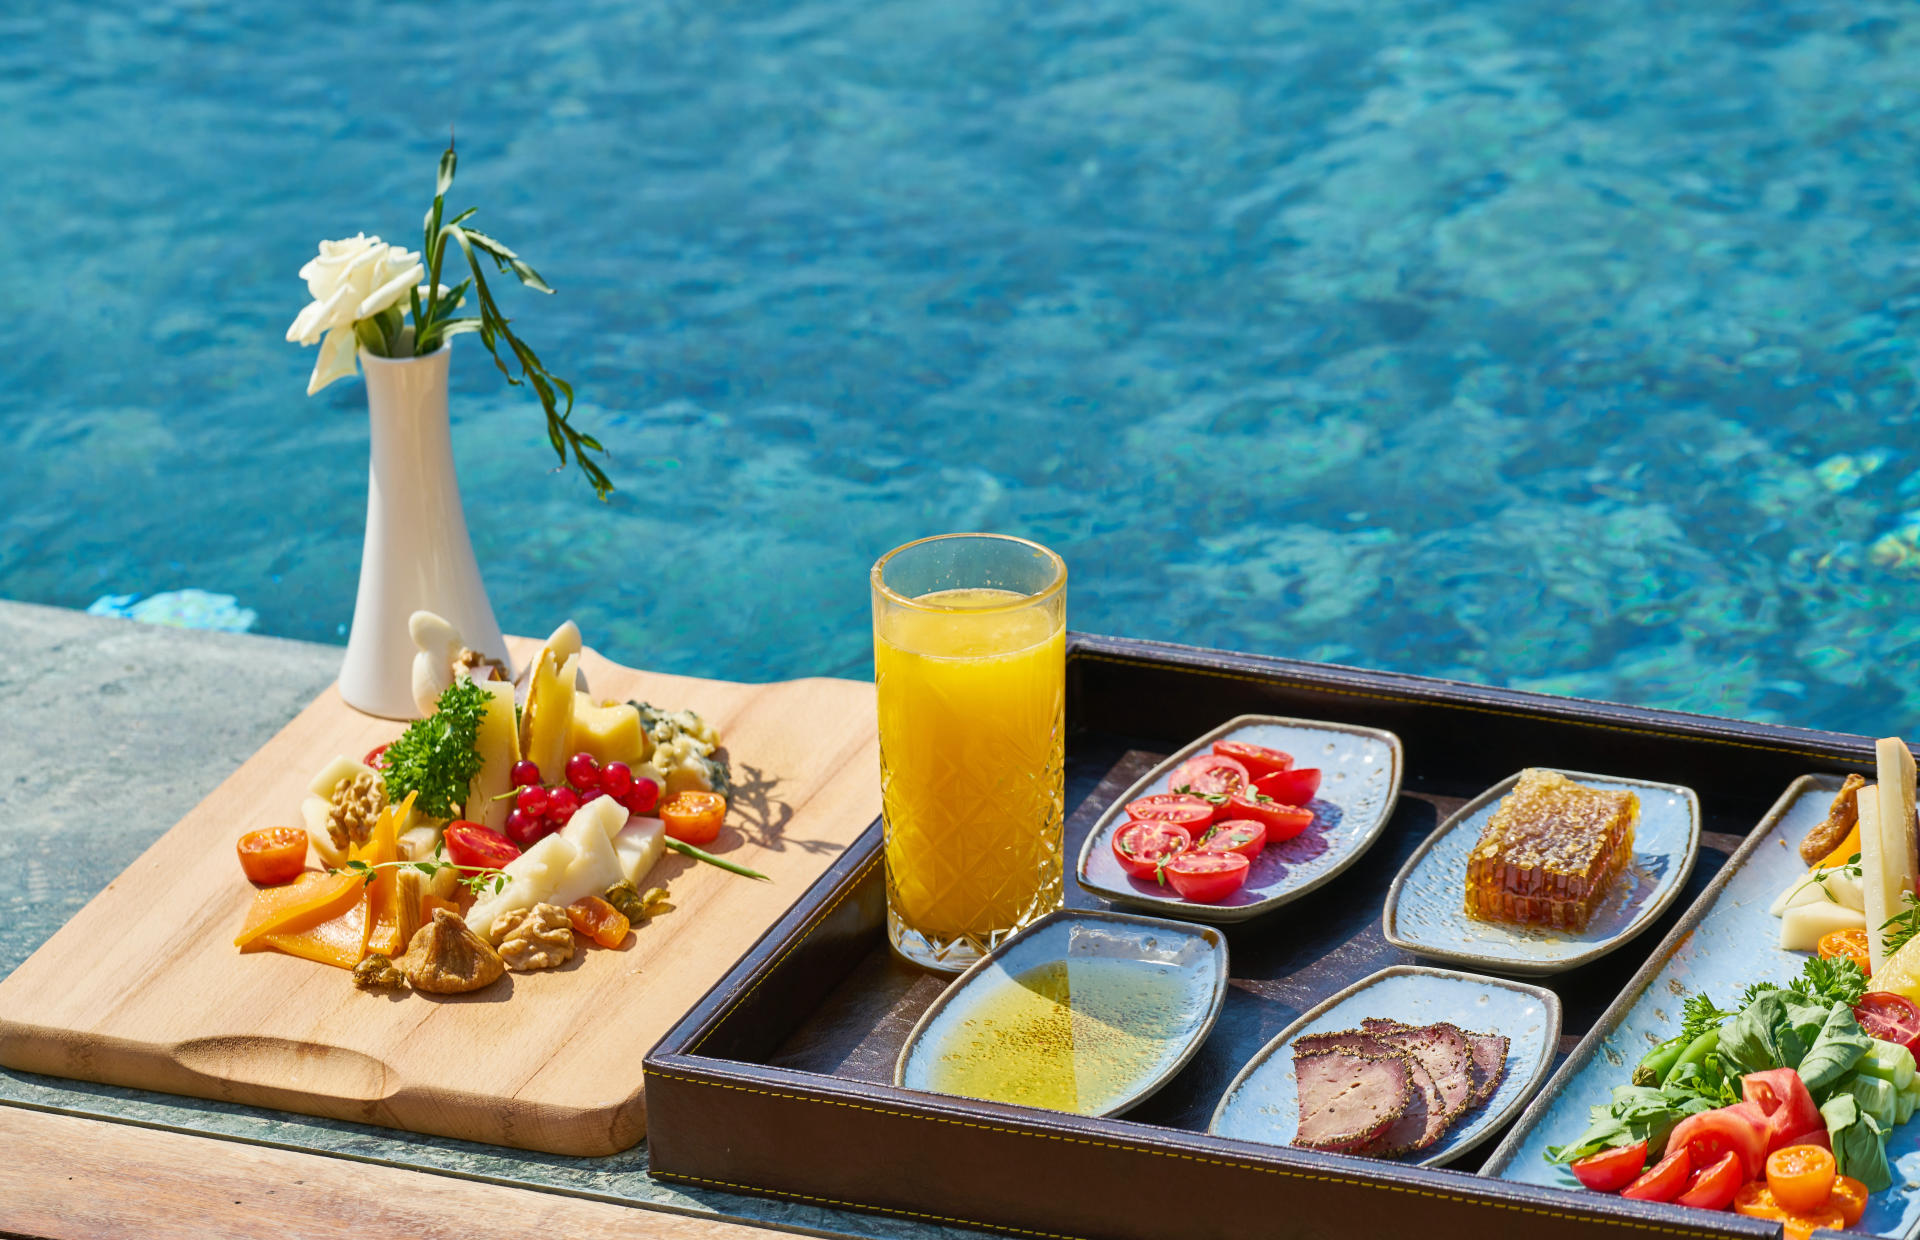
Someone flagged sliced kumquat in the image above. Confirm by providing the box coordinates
[1818,927,1872,975]
[1830,1176,1868,1228]
[1766,1143,1837,1214]
[1781,1204,1847,1240]
[1734,1181,1784,1222]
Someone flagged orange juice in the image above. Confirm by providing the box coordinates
[875,587,1065,967]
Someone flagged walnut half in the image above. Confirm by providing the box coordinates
[496,903,576,972]
[397,909,506,994]
[327,771,386,851]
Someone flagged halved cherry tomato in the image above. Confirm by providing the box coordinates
[1621,1146,1692,1202]
[1570,1140,1647,1193]
[363,742,392,768]
[1172,754,1251,799]
[1113,821,1190,879]
[443,821,522,872]
[1254,766,1322,806]
[1198,819,1267,860]
[1853,991,1920,1056]
[1677,1150,1743,1211]
[1830,1176,1868,1228]
[1228,794,1314,841]
[1765,1144,1836,1214]
[1212,740,1294,778]
[661,791,727,845]
[1819,927,1872,976]
[1125,793,1216,834]
[1743,1068,1825,1154]
[1734,1181,1784,1222]
[1670,1103,1769,1181]
[1779,1204,1848,1240]
[1163,851,1249,902]
[236,827,309,886]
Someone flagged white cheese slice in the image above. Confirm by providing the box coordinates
[308,755,377,799]
[467,832,577,939]
[613,817,666,886]
[1771,866,1866,917]
[1873,737,1919,972]
[302,795,347,869]
[1781,901,1868,951]
[549,811,627,908]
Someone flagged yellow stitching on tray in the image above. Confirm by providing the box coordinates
[690,852,884,1052]
[646,1072,1726,1237]
[1076,652,1858,765]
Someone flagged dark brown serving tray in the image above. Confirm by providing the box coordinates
[645,634,1874,1240]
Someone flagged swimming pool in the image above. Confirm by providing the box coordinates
[4,0,1919,734]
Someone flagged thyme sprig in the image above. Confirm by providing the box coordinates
[333,856,510,899]
[1882,891,1920,959]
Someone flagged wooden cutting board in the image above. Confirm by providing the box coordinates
[0,639,879,1156]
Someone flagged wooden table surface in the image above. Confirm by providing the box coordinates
[0,1107,783,1240]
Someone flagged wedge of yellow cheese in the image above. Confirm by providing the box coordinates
[568,692,649,768]
[522,651,579,786]
[466,679,521,830]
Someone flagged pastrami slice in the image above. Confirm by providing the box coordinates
[1465,1032,1510,1106]
[1363,1021,1476,1121]
[1360,1052,1446,1155]
[1291,1046,1413,1152]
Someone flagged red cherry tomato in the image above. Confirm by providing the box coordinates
[1171,754,1250,799]
[1254,766,1322,806]
[443,821,522,872]
[1570,1140,1648,1193]
[1670,1103,1769,1181]
[662,791,727,845]
[1854,992,1920,1056]
[363,742,392,768]
[1125,793,1216,833]
[1227,794,1314,841]
[1163,851,1249,902]
[1621,1145,1693,1203]
[1676,1150,1743,1211]
[1112,821,1190,879]
[1742,1068,1825,1154]
[236,827,309,886]
[1197,819,1267,860]
[1211,740,1294,778]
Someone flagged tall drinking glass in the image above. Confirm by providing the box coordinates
[872,534,1067,973]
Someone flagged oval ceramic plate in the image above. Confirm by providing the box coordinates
[1074,715,1403,924]
[895,909,1227,1118]
[1381,768,1700,976]
[1208,965,1560,1167]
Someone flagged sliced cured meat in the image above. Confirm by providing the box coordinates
[1360,1020,1476,1121]
[1296,1028,1393,1058]
[1464,1032,1510,1106]
[1292,1046,1413,1152]
[1362,1050,1446,1155]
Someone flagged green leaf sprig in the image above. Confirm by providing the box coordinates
[409,137,610,498]
[335,856,510,899]
[1882,891,1920,960]
[382,678,490,820]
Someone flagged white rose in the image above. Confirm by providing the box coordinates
[285,234,426,395]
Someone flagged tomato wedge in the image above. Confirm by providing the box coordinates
[1742,1068,1825,1154]
[443,821,522,872]
[1676,1150,1742,1211]
[1125,793,1216,833]
[1570,1140,1647,1193]
[1197,819,1267,860]
[1254,766,1321,806]
[1621,1146,1692,1202]
[1163,851,1249,902]
[1113,821,1190,879]
[1854,991,1920,1056]
[1820,927,1872,976]
[1830,1176,1868,1227]
[1172,754,1251,799]
[236,827,309,886]
[1766,1144,1836,1214]
[1669,1103,1768,1181]
[1212,740,1294,778]
[1228,794,1314,841]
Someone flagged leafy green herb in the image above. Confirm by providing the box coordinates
[1787,954,1869,1007]
[382,678,490,820]
[1678,992,1732,1045]
[1882,891,1920,959]
[333,856,509,899]
[408,138,609,498]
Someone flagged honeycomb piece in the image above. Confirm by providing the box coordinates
[1464,769,1637,931]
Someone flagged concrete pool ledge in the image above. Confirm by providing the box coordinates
[0,597,965,1240]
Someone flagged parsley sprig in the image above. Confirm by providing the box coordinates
[382,678,490,820]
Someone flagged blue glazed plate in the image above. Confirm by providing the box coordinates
[894,909,1228,1118]
[1484,775,1920,1240]
[1208,965,1561,1167]
[1074,714,1403,924]
[1381,769,1701,976]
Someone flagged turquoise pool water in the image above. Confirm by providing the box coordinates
[5,1,1920,733]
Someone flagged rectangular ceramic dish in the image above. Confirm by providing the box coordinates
[645,633,1879,1240]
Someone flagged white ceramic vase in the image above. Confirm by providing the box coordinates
[337,340,510,719]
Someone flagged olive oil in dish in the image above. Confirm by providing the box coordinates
[921,956,1205,1115]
